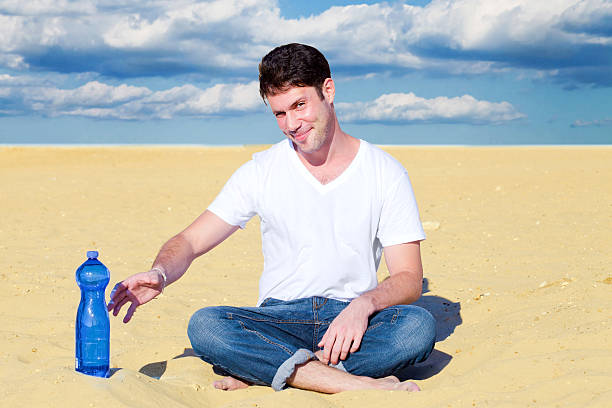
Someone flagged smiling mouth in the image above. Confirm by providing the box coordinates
[291,128,311,143]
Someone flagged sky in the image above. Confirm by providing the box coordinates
[0,0,611,145]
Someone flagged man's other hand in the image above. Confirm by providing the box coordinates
[107,269,164,323]
[317,297,374,365]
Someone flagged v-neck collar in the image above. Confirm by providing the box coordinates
[285,138,364,193]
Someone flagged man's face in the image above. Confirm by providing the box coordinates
[266,81,335,155]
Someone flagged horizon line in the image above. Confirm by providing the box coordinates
[2,143,612,149]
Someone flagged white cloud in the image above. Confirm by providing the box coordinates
[252,4,424,67]
[0,73,28,84]
[0,0,610,96]
[0,53,27,69]
[559,0,612,36]
[29,81,152,108]
[0,75,262,119]
[185,82,263,113]
[103,13,172,48]
[571,118,612,128]
[337,93,525,125]
[406,1,568,48]
[1,0,609,85]
[1,75,522,125]
[0,0,96,16]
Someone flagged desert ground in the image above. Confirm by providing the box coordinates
[1,145,610,407]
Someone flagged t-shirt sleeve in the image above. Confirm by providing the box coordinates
[377,170,426,247]
[207,160,258,229]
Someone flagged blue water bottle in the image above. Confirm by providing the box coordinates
[75,250,110,377]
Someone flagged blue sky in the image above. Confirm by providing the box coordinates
[0,0,611,145]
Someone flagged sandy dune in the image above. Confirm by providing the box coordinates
[1,145,610,407]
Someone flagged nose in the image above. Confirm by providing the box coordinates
[286,110,300,133]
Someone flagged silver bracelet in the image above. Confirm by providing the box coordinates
[151,266,167,293]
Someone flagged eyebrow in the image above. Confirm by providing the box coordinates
[272,97,306,116]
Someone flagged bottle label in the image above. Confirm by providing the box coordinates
[78,340,109,364]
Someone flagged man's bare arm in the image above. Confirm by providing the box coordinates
[318,241,423,364]
[108,210,239,322]
[360,241,423,309]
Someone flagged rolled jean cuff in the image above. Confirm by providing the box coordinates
[271,348,316,391]
[330,360,347,372]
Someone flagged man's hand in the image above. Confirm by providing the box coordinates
[107,269,165,323]
[317,296,374,365]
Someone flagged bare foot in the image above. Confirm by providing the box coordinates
[313,351,421,392]
[375,375,420,392]
[213,376,250,391]
[393,381,421,391]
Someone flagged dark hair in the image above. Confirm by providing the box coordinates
[258,43,331,101]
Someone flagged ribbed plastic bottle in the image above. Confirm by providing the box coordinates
[75,250,110,377]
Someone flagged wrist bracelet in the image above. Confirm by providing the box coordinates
[151,266,167,293]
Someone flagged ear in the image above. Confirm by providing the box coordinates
[321,78,335,104]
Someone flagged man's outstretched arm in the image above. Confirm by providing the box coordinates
[108,210,239,323]
[318,241,423,364]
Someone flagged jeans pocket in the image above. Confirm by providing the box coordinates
[235,319,294,355]
[260,297,283,307]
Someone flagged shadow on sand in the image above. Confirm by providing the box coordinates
[138,348,198,379]
[396,278,462,381]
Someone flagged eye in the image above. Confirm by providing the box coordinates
[296,101,306,109]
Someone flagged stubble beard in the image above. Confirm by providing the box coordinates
[295,128,326,154]
[294,110,335,155]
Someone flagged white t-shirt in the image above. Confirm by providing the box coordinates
[208,139,425,305]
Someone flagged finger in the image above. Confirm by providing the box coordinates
[123,302,138,323]
[110,282,127,299]
[112,296,129,316]
[321,332,336,364]
[350,332,363,353]
[317,331,328,349]
[339,336,353,361]
[108,283,127,307]
[329,334,345,365]
[108,286,121,310]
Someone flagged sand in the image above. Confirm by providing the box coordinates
[1,145,610,407]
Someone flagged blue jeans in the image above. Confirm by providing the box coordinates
[187,297,436,391]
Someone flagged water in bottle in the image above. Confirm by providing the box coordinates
[75,250,110,377]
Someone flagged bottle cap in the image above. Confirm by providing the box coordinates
[87,251,99,259]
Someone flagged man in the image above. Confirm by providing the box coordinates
[108,43,435,393]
